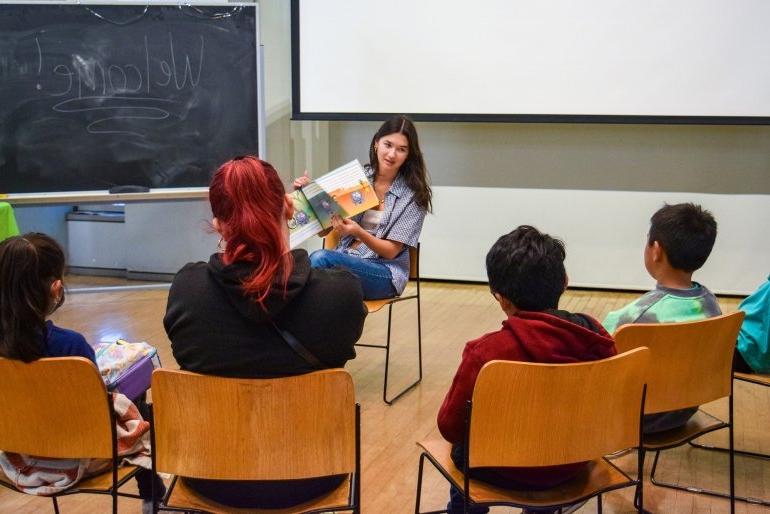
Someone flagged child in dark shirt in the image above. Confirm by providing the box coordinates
[437,226,617,514]
[0,233,94,362]
[0,233,161,512]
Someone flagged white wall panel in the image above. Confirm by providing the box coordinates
[420,187,769,295]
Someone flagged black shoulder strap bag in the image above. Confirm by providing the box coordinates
[271,321,324,369]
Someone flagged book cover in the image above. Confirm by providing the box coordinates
[289,159,378,249]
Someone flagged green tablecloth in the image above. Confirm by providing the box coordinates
[0,202,20,241]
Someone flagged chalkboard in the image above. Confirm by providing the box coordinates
[0,3,259,194]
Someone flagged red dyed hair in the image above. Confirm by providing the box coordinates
[208,156,293,305]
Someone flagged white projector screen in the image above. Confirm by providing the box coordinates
[292,0,770,123]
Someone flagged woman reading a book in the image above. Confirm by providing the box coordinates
[163,155,366,509]
[299,115,432,300]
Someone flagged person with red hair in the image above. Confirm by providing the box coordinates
[163,155,366,509]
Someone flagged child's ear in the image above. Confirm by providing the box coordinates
[50,279,63,299]
[563,273,569,292]
[49,279,64,312]
[651,241,665,262]
[493,292,518,315]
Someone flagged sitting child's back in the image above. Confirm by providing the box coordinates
[602,202,720,433]
[603,281,720,334]
[0,233,158,504]
[438,226,616,498]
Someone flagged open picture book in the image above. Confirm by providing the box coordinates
[289,159,379,248]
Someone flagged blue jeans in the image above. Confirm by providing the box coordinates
[309,249,396,300]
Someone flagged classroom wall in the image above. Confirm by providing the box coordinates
[260,0,328,184]
[329,122,770,294]
[292,4,769,294]
[13,1,770,291]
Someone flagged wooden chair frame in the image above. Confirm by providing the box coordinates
[324,235,423,404]
[686,372,770,506]
[0,357,141,514]
[149,368,361,514]
[414,350,650,514]
[614,312,746,513]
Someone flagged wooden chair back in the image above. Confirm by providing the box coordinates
[151,368,356,481]
[0,357,113,458]
[614,311,745,414]
[323,229,340,250]
[468,348,650,468]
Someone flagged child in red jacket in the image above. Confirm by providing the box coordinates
[437,225,617,514]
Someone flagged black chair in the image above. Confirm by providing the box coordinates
[324,233,422,404]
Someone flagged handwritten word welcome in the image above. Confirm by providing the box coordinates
[45,33,205,98]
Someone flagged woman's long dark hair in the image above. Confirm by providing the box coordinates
[0,233,66,362]
[368,115,432,212]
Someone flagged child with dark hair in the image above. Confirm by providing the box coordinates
[437,225,616,514]
[0,233,162,513]
[0,233,89,363]
[603,202,720,433]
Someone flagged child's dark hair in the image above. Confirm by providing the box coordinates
[0,233,66,362]
[486,225,567,311]
[648,203,717,272]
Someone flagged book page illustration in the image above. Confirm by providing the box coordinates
[302,182,340,230]
[288,189,323,249]
[312,160,378,219]
[288,160,379,249]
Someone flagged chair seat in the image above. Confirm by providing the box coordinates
[0,463,138,494]
[417,439,633,510]
[364,291,418,313]
[364,298,392,313]
[642,409,727,451]
[734,372,770,387]
[164,475,353,514]
[73,465,139,493]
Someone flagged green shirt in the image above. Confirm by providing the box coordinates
[603,282,722,334]
[0,202,19,242]
[736,276,770,373]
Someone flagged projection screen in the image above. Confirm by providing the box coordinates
[292,0,770,124]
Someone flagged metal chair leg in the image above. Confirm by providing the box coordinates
[636,447,645,514]
[689,439,770,460]
[650,401,758,508]
[52,496,60,514]
[383,299,423,404]
[415,453,425,514]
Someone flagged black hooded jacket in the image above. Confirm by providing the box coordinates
[164,249,366,377]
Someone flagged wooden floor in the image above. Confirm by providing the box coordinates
[2,278,767,514]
